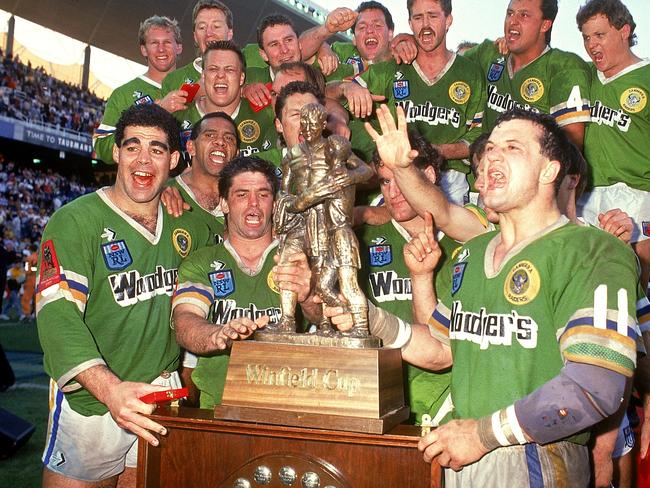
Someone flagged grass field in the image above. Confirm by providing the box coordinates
[0,320,47,488]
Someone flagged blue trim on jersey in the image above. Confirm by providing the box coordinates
[525,444,544,487]
[64,275,89,295]
[93,128,114,136]
[565,316,638,340]
[43,389,64,466]
[431,307,450,329]
[177,285,213,302]
[552,105,589,118]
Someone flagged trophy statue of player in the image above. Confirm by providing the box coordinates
[214,104,408,433]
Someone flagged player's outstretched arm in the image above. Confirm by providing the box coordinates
[76,365,169,447]
[299,8,357,61]
[173,304,268,354]
[323,299,452,371]
[367,105,486,242]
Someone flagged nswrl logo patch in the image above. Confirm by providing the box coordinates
[393,80,410,100]
[101,240,132,271]
[369,244,392,266]
[451,262,467,295]
[209,269,235,298]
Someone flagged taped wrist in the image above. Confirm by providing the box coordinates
[368,301,413,348]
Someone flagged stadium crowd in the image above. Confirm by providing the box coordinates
[0,157,94,318]
[0,50,103,135]
[25,0,650,487]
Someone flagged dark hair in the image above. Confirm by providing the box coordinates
[274,61,326,95]
[540,0,559,44]
[190,112,239,146]
[138,16,182,45]
[115,104,181,154]
[275,81,326,120]
[372,129,443,185]
[494,108,570,193]
[565,141,589,197]
[202,40,246,72]
[192,0,233,29]
[469,132,490,169]
[576,0,637,46]
[407,0,451,17]
[218,155,280,198]
[257,14,296,49]
[355,1,395,32]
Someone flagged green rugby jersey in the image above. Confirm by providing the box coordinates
[584,60,650,191]
[172,240,280,407]
[36,189,211,416]
[428,218,639,440]
[161,59,202,97]
[93,76,161,165]
[175,101,277,156]
[356,55,485,173]
[464,40,591,133]
[168,175,225,244]
[357,219,464,423]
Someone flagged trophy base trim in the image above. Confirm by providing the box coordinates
[213,404,410,434]
[254,329,381,348]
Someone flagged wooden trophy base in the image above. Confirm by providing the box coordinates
[214,341,408,434]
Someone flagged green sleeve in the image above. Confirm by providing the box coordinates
[548,52,592,126]
[93,89,129,165]
[36,208,103,391]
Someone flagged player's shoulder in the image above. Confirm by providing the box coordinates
[552,221,636,260]
[546,47,590,71]
[452,52,485,76]
[462,39,498,64]
[44,192,103,233]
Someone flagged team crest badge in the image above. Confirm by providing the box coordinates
[267,270,280,294]
[238,119,261,144]
[642,221,650,237]
[487,63,504,82]
[134,95,154,106]
[393,80,410,99]
[504,260,540,305]
[449,81,471,105]
[520,78,544,103]
[451,262,467,295]
[172,228,192,257]
[369,244,392,266]
[620,87,647,113]
[101,240,132,271]
[209,269,235,298]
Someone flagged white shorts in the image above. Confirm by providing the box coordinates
[42,371,181,482]
[440,169,470,207]
[444,441,589,488]
[578,182,650,243]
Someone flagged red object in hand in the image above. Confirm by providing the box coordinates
[139,387,189,405]
[248,82,273,112]
[180,83,201,104]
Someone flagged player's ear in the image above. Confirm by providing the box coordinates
[423,165,437,185]
[169,150,180,172]
[274,117,283,134]
[220,196,229,214]
[186,139,197,159]
[540,159,561,187]
[112,143,120,164]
